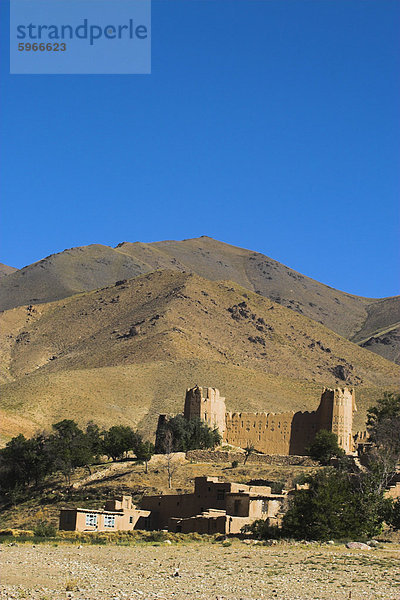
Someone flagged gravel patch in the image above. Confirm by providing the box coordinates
[1,541,399,600]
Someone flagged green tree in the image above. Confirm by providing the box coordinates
[308,430,345,465]
[388,498,400,530]
[0,434,35,489]
[50,420,94,484]
[85,422,103,460]
[0,433,53,492]
[155,415,221,453]
[101,425,139,461]
[282,468,387,540]
[26,433,54,486]
[366,392,400,492]
[135,440,155,473]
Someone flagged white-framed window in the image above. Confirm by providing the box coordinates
[85,513,98,527]
[104,514,116,528]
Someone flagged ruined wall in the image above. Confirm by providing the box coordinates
[186,450,317,465]
[224,387,355,455]
[182,385,355,456]
[184,385,226,435]
[225,411,295,454]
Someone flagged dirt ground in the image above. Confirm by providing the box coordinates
[1,540,399,600]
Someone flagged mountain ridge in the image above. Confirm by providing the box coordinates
[0,263,17,278]
[1,237,398,363]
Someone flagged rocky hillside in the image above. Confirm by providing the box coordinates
[0,263,17,278]
[0,238,398,364]
[0,270,398,443]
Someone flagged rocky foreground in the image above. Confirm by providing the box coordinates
[1,540,399,600]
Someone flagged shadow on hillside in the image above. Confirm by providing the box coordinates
[81,469,136,487]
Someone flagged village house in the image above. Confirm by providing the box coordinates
[140,476,286,534]
[59,495,150,532]
[59,478,286,535]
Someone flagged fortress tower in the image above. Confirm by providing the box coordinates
[317,387,356,453]
[184,385,226,436]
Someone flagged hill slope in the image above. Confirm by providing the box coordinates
[0,270,398,442]
[0,263,17,278]
[357,323,400,365]
[0,238,398,365]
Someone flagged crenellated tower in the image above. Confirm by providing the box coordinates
[318,387,356,453]
[184,385,226,436]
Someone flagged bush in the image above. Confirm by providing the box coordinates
[231,460,239,468]
[243,520,282,540]
[307,430,345,465]
[146,530,169,542]
[33,520,57,538]
[282,468,388,540]
[247,479,284,494]
[155,415,221,453]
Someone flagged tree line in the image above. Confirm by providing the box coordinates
[0,420,155,496]
[0,415,221,498]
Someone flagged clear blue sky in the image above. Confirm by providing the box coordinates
[1,0,399,297]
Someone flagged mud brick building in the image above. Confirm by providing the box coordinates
[59,495,150,532]
[140,476,286,534]
[180,385,356,455]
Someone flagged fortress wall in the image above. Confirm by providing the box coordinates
[182,385,355,456]
[184,386,202,421]
[288,410,320,455]
[225,411,295,455]
[224,388,355,455]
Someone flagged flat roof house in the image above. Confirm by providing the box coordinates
[59,495,150,532]
[140,476,286,534]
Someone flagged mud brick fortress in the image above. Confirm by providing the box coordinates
[182,385,356,454]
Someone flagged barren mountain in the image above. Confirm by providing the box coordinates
[0,238,398,364]
[0,270,398,443]
[0,263,17,278]
[358,323,400,365]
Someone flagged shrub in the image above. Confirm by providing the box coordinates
[231,460,239,468]
[33,520,57,538]
[307,430,345,465]
[146,530,168,542]
[243,520,282,540]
